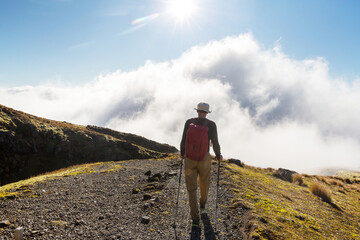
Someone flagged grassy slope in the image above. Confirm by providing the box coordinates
[0,104,173,154]
[223,162,360,240]
[0,104,91,135]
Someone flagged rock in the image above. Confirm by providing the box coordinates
[275,168,297,182]
[144,170,151,176]
[155,184,164,190]
[259,217,268,223]
[148,173,162,182]
[228,158,244,167]
[143,194,152,201]
[143,202,152,210]
[141,216,150,224]
[150,197,160,203]
[30,230,41,236]
[168,171,177,177]
[143,184,156,191]
[74,220,84,226]
[132,188,140,194]
[0,220,10,228]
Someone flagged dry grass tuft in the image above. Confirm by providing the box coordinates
[348,184,360,193]
[310,182,332,204]
[328,179,345,187]
[292,174,304,185]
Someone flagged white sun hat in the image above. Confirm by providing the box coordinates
[194,102,211,113]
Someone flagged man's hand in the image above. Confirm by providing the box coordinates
[217,155,223,161]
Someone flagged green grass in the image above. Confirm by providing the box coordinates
[223,163,360,240]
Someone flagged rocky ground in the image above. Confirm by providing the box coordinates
[0,158,246,239]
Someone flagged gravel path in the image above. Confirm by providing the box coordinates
[0,158,245,239]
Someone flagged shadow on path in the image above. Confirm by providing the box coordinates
[190,227,201,240]
[201,212,217,240]
[189,213,218,239]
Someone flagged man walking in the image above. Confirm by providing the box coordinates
[180,102,222,228]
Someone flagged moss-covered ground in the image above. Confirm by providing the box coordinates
[223,162,360,240]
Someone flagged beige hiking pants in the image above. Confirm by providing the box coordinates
[184,152,212,220]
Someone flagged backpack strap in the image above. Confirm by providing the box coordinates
[192,118,209,127]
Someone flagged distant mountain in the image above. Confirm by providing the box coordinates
[0,104,177,186]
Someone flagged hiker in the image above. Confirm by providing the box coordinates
[180,102,222,228]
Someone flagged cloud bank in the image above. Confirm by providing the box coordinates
[2,33,360,173]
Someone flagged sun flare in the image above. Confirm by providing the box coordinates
[166,0,198,22]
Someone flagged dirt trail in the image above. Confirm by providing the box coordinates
[0,158,245,239]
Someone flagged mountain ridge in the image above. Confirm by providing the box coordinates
[0,104,177,186]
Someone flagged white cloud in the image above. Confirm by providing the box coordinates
[1,33,360,173]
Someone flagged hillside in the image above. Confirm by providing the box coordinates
[0,104,177,186]
[222,163,360,239]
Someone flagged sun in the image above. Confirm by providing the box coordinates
[166,0,198,22]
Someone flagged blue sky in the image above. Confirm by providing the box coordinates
[2,1,360,172]
[1,0,360,87]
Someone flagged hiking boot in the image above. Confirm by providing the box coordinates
[191,219,200,228]
[200,203,206,212]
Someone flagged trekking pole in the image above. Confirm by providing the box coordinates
[214,157,221,234]
[173,157,184,239]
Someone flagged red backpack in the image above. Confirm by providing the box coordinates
[185,119,209,161]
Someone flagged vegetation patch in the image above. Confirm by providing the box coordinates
[222,161,360,239]
[310,182,332,204]
[292,173,304,186]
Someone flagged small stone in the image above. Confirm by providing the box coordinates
[144,184,156,191]
[148,173,162,182]
[141,216,150,224]
[143,194,152,201]
[98,216,105,220]
[132,188,140,194]
[30,230,41,236]
[5,195,16,200]
[259,217,268,223]
[150,197,160,202]
[168,171,177,176]
[0,220,10,228]
[74,220,83,226]
[143,202,152,210]
[152,173,162,178]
